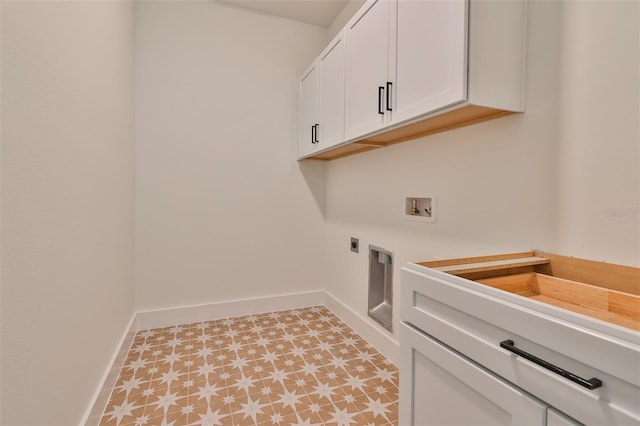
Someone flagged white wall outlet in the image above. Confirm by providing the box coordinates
[404,195,436,223]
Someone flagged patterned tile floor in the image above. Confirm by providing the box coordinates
[100,306,399,426]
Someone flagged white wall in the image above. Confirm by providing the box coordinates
[327,0,365,41]
[0,1,135,425]
[134,1,328,311]
[0,0,636,422]
[322,0,639,345]
[553,0,639,265]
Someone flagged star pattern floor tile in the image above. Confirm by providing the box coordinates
[99,306,399,426]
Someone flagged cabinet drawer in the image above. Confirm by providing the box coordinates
[401,264,640,426]
[399,322,548,426]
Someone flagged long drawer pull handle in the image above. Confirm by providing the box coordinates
[500,340,602,390]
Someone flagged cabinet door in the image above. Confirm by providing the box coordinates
[399,322,547,426]
[318,31,346,150]
[345,0,392,140]
[299,62,319,157]
[393,0,467,124]
[547,409,583,426]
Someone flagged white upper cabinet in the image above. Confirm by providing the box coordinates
[298,62,319,157]
[393,0,467,124]
[318,31,346,151]
[344,0,393,139]
[345,0,469,141]
[298,0,527,160]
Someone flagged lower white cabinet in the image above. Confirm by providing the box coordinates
[400,261,639,426]
[399,323,548,426]
[547,409,582,426]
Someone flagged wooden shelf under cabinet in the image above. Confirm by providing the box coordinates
[304,105,516,161]
[419,251,640,331]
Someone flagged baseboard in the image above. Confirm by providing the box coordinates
[323,290,399,365]
[81,314,137,426]
[83,289,400,425]
[134,290,399,363]
[135,290,326,331]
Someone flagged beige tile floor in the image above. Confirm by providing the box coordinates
[99,306,399,426]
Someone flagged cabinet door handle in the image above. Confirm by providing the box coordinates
[314,124,319,143]
[378,86,385,115]
[311,125,316,144]
[386,81,393,111]
[500,340,602,390]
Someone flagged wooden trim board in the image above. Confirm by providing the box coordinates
[419,252,639,295]
[418,251,546,280]
[418,251,537,268]
[431,256,550,275]
[360,105,513,145]
[535,252,640,296]
[302,104,518,161]
[478,273,640,331]
[304,143,379,161]
[416,251,640,331]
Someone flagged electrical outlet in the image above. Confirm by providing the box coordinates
[350,237,359,253]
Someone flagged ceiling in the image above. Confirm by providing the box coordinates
[218,0,350,28]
